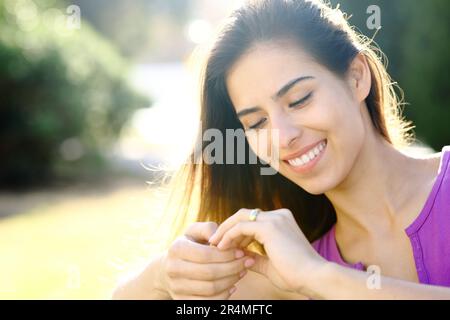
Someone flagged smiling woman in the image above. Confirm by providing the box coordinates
[113,0,450,300]
[182,0,414,250]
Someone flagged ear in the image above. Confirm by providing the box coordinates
[347,53,372,103]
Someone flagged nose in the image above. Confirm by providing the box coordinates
[270,111,303,149]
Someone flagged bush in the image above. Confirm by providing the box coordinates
[0,0,150,188]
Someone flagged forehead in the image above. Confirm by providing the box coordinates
[226,42,322,109]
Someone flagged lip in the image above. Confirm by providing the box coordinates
[281,139,327,161]
[282,139,327,174]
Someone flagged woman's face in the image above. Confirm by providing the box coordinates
[226,41,370,194]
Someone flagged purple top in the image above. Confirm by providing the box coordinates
[312,145,450,286]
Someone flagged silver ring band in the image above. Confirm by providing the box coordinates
[249,208,261,222]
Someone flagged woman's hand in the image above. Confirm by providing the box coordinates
[158,222,254,299]
[208,208,326,295]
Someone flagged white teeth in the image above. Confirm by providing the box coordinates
[313,148,320,156]
[286,140,327,167]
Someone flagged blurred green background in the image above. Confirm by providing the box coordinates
[0,0,448,299]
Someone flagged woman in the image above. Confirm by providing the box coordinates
[113,0,450,299]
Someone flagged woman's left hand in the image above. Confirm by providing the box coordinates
[208,208,326,294]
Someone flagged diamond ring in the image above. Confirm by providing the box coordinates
[249,208,261,222]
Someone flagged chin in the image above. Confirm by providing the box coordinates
[288,169,342,195]
[297,181,330,195]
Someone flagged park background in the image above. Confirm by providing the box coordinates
[0,0,449,299]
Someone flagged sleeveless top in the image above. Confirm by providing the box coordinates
[312,145,450,286]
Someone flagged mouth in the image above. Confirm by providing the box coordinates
[282,139,327,174]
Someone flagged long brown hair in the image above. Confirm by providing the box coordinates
[160,0,414,251]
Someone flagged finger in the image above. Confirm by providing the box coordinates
[209,209,273,246]
[217,221,262,250]
[174,287,235,300]
[242,249,270,278]
[208,208,252,245]
[169,273,240,296]
[167,256,250,280]
[171,236,240,263]
[238,236,254,249]
[185,222,218,244]
[228,234,247,249]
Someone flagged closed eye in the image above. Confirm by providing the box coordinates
[247,117,267,130]
[246,91,313,131]
[289,92,313,108]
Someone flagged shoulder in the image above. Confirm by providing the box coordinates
[438,146,450,178]
[406,146,450,233]
[406,146,449,204]
[422,145,450,177]
[424,146,450,195]
[431,146,450,206]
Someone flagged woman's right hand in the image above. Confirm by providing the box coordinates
[157,222,255,299]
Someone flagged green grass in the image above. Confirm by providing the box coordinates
[0,183,172,299]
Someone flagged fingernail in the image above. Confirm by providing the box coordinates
[244,258,255,268]
[235,249,244,259]
[239,270,247,278]
[229,286,237,294]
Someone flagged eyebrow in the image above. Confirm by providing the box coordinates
[236,76,315,118]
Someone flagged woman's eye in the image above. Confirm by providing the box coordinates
[247,117,267,130]
[288,92,313,108]
[245,92,312,131]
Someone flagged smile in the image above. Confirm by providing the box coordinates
[282,139,327,173]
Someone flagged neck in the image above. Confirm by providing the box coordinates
[325,133,424,237]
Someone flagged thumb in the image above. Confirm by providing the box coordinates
[185,222,218,244]
[242,249,270,277]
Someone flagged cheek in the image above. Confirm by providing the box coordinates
[302,85,366,190]
[330,100,365,149]
[246,130,275,164]
[316,81,366,144]
[325,93,366,179]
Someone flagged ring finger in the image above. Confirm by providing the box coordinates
[170,273,240,296]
